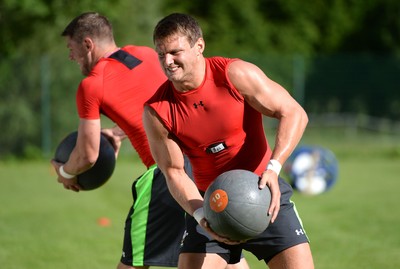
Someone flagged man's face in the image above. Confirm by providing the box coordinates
[155,34,203,87]
[65,36,92,76]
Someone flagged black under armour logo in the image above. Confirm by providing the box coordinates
[193,101,204,109]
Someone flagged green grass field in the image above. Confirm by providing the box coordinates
[0,128,399,268]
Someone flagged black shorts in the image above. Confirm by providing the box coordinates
[180,177,310,264]
[120,164,186,267]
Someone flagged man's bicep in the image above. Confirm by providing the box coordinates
[77,119,102,155]
[143,106,182,170]
[228,60,294,118]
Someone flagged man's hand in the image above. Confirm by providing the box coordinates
[50,160,82,192]
[101,127,125,158]
[259,170,281,223]
[200,218,246,245]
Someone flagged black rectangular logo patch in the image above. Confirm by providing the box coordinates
[206,142,227,154]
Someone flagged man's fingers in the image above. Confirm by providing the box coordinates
[64,184,80,192]
[268,196,280,223]
[258,176,267,189]
[70,185,80,192]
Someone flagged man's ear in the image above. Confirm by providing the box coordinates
[196,38,205,55]
[83,37,94,51]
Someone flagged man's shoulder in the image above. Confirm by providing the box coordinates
[146,81,172,104]
[205,57,239,83]
[207,56,241,67]
[79,73,102,91]
[122,45,157,57]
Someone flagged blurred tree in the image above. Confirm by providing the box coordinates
[0,0,50,56]
[0,0,163,158]
[338,0,400,54]
[1,0,399,158]
[160,0,400,56]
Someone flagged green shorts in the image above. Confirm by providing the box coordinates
[120,164,186,267]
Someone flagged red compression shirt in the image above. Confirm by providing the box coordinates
[76,45,166,168]
[146,57,272,191]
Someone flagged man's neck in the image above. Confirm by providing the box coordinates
[102,45,120,58]
[174,57,206,92]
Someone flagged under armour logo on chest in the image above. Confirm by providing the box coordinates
[193,101,204,109]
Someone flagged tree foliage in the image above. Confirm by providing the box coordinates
[0,0,399,158]
[160,0,400,56]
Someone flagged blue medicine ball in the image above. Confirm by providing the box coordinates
[283,146,339,195]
